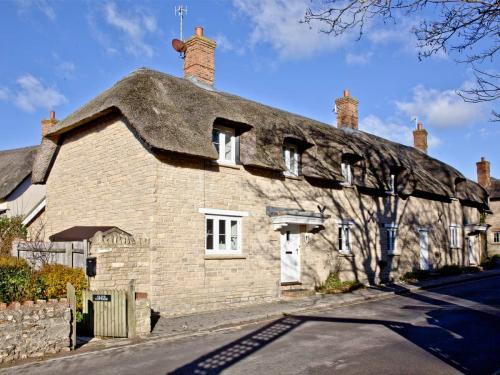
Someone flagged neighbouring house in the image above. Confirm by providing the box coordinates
[476,157,500,256]
[0,145,45,229]
[32,27,489,317]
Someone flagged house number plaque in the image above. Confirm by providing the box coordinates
[93,294,112,302]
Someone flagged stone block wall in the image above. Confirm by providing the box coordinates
[0,300,71,364]
[135,297,151,337]
[486,201,500,256]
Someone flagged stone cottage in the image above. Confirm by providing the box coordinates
[32,27,489,316]
[476,157,500,256]
[0,145,45,228]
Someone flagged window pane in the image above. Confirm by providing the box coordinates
[206,219,214,250]
[345,227,351,251]
[219,219,226,250]
[284,147,290,171]
[224,132,232,161]
[230,220,238,250]
[338,227,343,250]
[212,129,220,155]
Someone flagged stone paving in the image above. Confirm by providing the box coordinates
[150,268,500,340]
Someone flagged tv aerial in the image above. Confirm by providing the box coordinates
[172,5,187,58]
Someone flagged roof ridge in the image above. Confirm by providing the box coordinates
[0,145,38,154]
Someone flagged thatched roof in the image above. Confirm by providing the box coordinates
[487,178,500,200]
[0,146,38,200]
[32,68,488,208]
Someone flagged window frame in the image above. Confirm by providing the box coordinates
[213,125,237,165]
[493,231,500,243]
[283,144,300,177]
[386,228,397,255]
[386,174,396,195]
[341,162,353,186]
[204,214,242,255]
[337,221,354,254]
[449,224,460,248]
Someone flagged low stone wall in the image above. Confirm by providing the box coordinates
[0,299,71,364]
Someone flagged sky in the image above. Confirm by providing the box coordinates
[0,0,498,181]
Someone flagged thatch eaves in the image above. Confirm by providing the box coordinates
[32,68,488,208]
[0,146,38,200]
[487,178,500,200]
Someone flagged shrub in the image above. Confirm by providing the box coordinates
[316,273,363,294]
[481,255,500,270]
[439,264,463,276]
[36,264,87,309]
[0,216,27,256]
[400,269,431,283]
[0,256,34,303]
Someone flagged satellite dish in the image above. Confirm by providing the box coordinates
[172,39,186,53]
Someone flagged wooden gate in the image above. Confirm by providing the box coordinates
[82,289,128,338]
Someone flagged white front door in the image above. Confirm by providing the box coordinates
[281,224,300,282]
[419,230,430,270]
[468,236,477,265]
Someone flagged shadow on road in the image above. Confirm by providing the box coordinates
[169,282,500,375]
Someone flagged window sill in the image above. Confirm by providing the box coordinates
[338,251,354,257]
[341,183,355,189]
[211,161,242,170]
[283,173,302,180]
[204,254,247,260]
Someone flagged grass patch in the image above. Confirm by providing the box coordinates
[316,273,363,294]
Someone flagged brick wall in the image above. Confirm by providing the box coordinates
[0,300,71,364]
[43,117,483,316]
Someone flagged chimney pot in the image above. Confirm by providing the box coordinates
[417,122,423,130]
[50,110,55,120]
[195,26,203,37]
[41,111,58,137]
[335,90,358,130]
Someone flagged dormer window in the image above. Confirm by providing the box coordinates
[283,144,299,176]
[341,162,353,185]
[213,126,237,164]
[387,174,396,195]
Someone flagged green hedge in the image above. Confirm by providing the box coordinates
[0,256,38,303]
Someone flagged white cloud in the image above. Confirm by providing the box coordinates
[396,84,487,128]
[13,74,67,113]
[102,3,156,58]
[0,87,9,101]
[361,115,441,148]
[15,0,55,20]
[56,61,76,79]
[214,33,245,55]
[345,51,373,66]
[232,0,353,59]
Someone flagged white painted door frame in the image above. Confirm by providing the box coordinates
[468,235,478,265]
[419,229,430,271]
[280,224,301,283]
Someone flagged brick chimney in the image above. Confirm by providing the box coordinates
[41,111,57,136]
[183,26,216,86]
[476,156,491,188]
[335,89,358,130]
[413,122,428,154]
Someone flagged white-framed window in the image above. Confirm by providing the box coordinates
[283,144,299,176]
[386,228,397,255]
[493,231,499,243]
[341,162,353,185]
[450,225,460,248]
[213,126,237,164]
[387,174,396,194]
[200,208,248,255]
[205,215,241,254]
[338,221,353,254]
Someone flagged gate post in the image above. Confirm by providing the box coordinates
[66,283,77,350]
[65,242,73,267]
[127,280,136,339]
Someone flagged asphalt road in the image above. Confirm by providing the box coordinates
[3,276,500,375]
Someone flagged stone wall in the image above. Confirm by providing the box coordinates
[0,300,71,364]
[88,231,151,297]
[135,296,151,337]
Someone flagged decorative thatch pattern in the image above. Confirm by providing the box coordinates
[32,68,488,207]
[0,146,38,200]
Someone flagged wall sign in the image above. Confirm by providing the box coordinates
[93,294,111,302]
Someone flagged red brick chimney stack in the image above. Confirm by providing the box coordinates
[183,26,216,86]
[413,122,428,154]
[335,89,359,130]
[476,156,491,188]
[41,111,58,136]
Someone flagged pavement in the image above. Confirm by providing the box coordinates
[2,271,499,374]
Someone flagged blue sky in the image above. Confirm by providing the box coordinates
[0,0,498,180]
